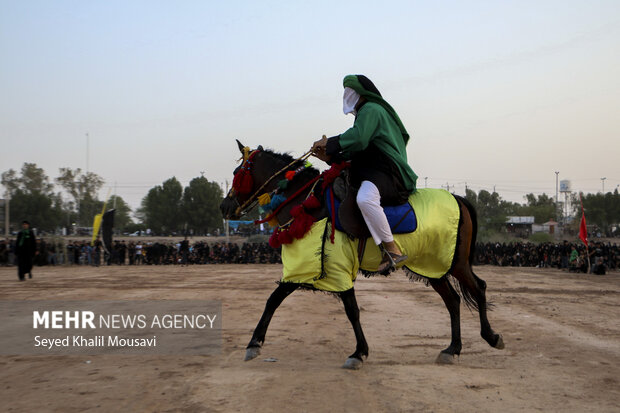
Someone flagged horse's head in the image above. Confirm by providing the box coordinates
[220,140,321,222]
[219,140,266,220]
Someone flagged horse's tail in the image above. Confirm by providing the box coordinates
[454,195,478,265]
[452,195,487,311]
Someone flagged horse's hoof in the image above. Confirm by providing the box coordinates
[494,334,505,350]
[342,357,363,370]
[244,347,261,361]
[435,352,456,364]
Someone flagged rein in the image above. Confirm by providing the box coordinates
[234,149,314,217]
[254,174,321,225]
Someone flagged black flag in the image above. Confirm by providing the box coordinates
[101,209,115,254]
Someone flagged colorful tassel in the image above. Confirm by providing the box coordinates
[277,179,289,190]
[285,170,296,181]
[302,194,321,210]
[290,205,304,217]
[269,230,281,248]
[289,207,316,239]
[232,150,259,195]
[278,230,293,245]
[270,194,286,210]
[232,168,253,194]
[258,193,271,206]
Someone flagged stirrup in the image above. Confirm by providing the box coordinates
[377,246,408,275]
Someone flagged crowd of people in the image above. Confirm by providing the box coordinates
[0,238,281,267]
[1,237,618,275]
[474,240,619,274]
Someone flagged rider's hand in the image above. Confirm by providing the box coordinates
[311,135,331,162]
[312,135,328,153]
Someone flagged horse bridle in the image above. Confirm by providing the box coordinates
[229,147,313,217]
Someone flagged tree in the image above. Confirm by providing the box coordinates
[465,188,510,231]
[1,163,54,196]
[1,163,62,231]
[139,177,184,234]
[108,195,133,231]
[55,168,105,225]
[182,176,223,235]
[580,190,620,236]
[517,193,557,224]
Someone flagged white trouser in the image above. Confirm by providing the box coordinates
[356,180,393,245]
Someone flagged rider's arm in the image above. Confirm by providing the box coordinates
[337,103,380,153]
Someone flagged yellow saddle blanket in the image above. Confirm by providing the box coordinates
[280,189,460,292]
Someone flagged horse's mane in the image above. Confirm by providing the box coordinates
[261,148,320,180]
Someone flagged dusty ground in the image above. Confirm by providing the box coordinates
[1,263,619,413]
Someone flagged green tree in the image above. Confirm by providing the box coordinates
[580,190,620,236]
[465,188,509,231]
[108,195,133,231]
[1,163,62,231]
[517,193,557,224]
[182,176,223,235]
[55,167,105,225]
[139,177,184,234]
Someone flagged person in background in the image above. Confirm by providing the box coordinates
[15,220,37,281]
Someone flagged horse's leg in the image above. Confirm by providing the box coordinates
[454,265,504,350]
[339,288,369,370]
[452,198,504,351]
[245,282,299,361]
[429,277,462,364]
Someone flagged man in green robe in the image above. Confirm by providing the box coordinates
[312,74,418,273]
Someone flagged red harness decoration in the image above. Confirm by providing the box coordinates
[263,163,351,248]
[232,150,259,195]
[237,155,352,248]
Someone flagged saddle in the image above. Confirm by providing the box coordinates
[325,171,417,240]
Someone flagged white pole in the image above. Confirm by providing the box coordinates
[4,196,9,237]
[113,182,117,209]
[86,132,90,173]
[225,180,230,242]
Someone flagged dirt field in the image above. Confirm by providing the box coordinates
[1,264,619,413]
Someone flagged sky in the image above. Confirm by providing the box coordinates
[1,0,619,214]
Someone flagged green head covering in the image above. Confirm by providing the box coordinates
[343,74,409,144]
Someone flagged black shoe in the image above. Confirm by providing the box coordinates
[377,251,408,275]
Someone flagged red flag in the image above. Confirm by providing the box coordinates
[579,195,588,247]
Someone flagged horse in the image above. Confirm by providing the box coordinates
[220,140,504,369]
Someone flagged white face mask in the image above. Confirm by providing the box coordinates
[343,87,360,115]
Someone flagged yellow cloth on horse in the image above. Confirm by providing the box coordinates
[360,188,460,278]
[281,218,359,292]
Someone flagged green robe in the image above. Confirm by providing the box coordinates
[338,102,418,192]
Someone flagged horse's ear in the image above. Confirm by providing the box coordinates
[257,145,263,151]
[236,139,245,153]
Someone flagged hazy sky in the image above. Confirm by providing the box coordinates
[1,0,619,212]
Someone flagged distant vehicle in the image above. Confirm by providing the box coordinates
[129,231,141,237]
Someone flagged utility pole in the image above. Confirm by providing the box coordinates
[601,177,606,193]
[225,180,230,241]
[4,196,9,237]
[424,177,428,188]
[86,133,90,173]
[555,171,559,223]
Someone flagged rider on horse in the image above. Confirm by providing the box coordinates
[312,74,418,273]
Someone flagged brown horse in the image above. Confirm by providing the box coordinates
[220,141,504,369]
